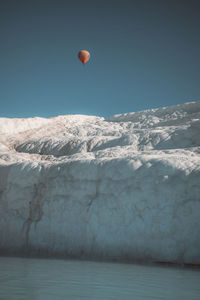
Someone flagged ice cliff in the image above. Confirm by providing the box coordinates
[0,101,200,264]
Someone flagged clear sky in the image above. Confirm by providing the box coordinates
[0,0,200,118]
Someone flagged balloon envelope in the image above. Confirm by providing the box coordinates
[78,50,90,64]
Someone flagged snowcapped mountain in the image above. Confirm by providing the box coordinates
[0,101,200,264]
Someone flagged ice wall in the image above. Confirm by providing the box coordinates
[0,102,200,264]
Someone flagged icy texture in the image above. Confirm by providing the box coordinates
[0,102,200,264]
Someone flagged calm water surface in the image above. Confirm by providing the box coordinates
[0,257,200,300]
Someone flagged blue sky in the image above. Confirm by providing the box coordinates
[0,0,200,118]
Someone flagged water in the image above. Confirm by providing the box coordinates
[0,257,200,300]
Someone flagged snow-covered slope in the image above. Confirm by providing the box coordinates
[0,102,200,264]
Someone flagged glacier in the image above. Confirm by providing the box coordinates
[0,101,200,264]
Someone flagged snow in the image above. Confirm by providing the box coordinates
[0,101,200,264]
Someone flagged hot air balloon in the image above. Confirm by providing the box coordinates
[78,50,90,64]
